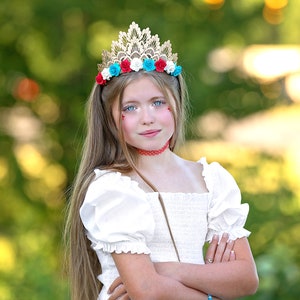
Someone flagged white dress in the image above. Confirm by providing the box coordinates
[80,157,250,300]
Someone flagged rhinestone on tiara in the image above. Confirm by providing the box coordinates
[95,22,182,85]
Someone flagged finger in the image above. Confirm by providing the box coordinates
[108,284,127,300]
[230,250,236,261]
[205,234,218,264]
[108,277,123,294]
[116,296,130,300]
[221,239,234,262]
[214,233,229,263]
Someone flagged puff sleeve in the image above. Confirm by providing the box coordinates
[201,158,251,242]
[79,169,155,254]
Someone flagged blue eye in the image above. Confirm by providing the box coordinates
[153,99,166,107]
[123,105,136,112]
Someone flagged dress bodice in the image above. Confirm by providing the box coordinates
[79,158,250,299]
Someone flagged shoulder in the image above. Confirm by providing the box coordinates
[197,157,220,170]
[92,168,136,186]
[87,169,144,196]
[168,155,207,193]
[79,169,155,254]
[197,157,239,193]
[82,169,148,210]
[80,169,155,244]
[197,157,233,178]
[174,155,204,173]
[176,156,222,179]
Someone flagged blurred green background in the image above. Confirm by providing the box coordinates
[0,0,300,299]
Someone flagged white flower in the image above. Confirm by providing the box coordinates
[164,61,176,74]
[130,58,143,72]
[101,68,111,80]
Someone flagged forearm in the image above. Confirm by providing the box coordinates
[147,275,212,300]
[155,237,258,299]
[108,269,215,300]
[111,252,214,300]
[156,260,257,299]
[155,261,257,299]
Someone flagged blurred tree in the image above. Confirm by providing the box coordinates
[0,0,299,299]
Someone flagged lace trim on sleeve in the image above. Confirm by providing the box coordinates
[91,240,151,255]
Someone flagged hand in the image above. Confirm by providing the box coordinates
[205,233,236,264]
[108,276,130,300]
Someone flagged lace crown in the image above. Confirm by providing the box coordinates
[95,22,182,85]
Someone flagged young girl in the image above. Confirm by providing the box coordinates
[65,22,259,300]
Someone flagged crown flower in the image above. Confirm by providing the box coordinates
[143,58,156,72]
[155,59,167,72]
[130,57,143,72]
[109,63,121,77]
[95,22,182,85]
[120,60,131,73]
[96,73,106,85]
[165,61,176,74]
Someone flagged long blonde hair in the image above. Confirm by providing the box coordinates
[64,70,189,300]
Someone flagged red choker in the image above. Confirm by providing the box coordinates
[137,141,170,156]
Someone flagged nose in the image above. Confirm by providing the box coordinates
[141,107,155,125]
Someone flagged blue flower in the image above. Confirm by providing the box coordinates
[171,65,182,76]
[109,63,121,77]
[143,59,155,72]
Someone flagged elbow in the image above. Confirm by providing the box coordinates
[238,271,259,297]
[247,272,259,295]
[237,260,260,297]
[226,270,259,300]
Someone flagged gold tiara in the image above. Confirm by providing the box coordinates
[96,22,182,85]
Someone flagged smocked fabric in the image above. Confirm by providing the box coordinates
[80,157,250,300]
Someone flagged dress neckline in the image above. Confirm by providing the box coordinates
[95,157,211,196]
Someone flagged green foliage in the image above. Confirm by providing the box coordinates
[0,0,299,299]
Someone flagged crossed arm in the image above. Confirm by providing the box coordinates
[108,234,259,300]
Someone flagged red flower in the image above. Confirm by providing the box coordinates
[155,59,167,72]
[96,72,106,85]
[120,60,131,73]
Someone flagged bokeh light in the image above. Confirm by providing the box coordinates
[0,237,15,271]
[285,73,300,103]
[203,0,224,9]
[265,0,288,10]
[263,0,288,24]
[241,45,300,82]
[32,94,60,124]
[14,143,47,178]
[0,106,43,142]
[13,78,40,102]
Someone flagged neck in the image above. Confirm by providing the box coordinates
[137,140,170,156]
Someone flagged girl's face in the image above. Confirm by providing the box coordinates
[112,76,175,151]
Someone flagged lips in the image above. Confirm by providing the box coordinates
[139,129,161,137]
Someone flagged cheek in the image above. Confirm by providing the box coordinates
[161,107,174,121]
[158,107,175,128]
[120,115,136,137]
